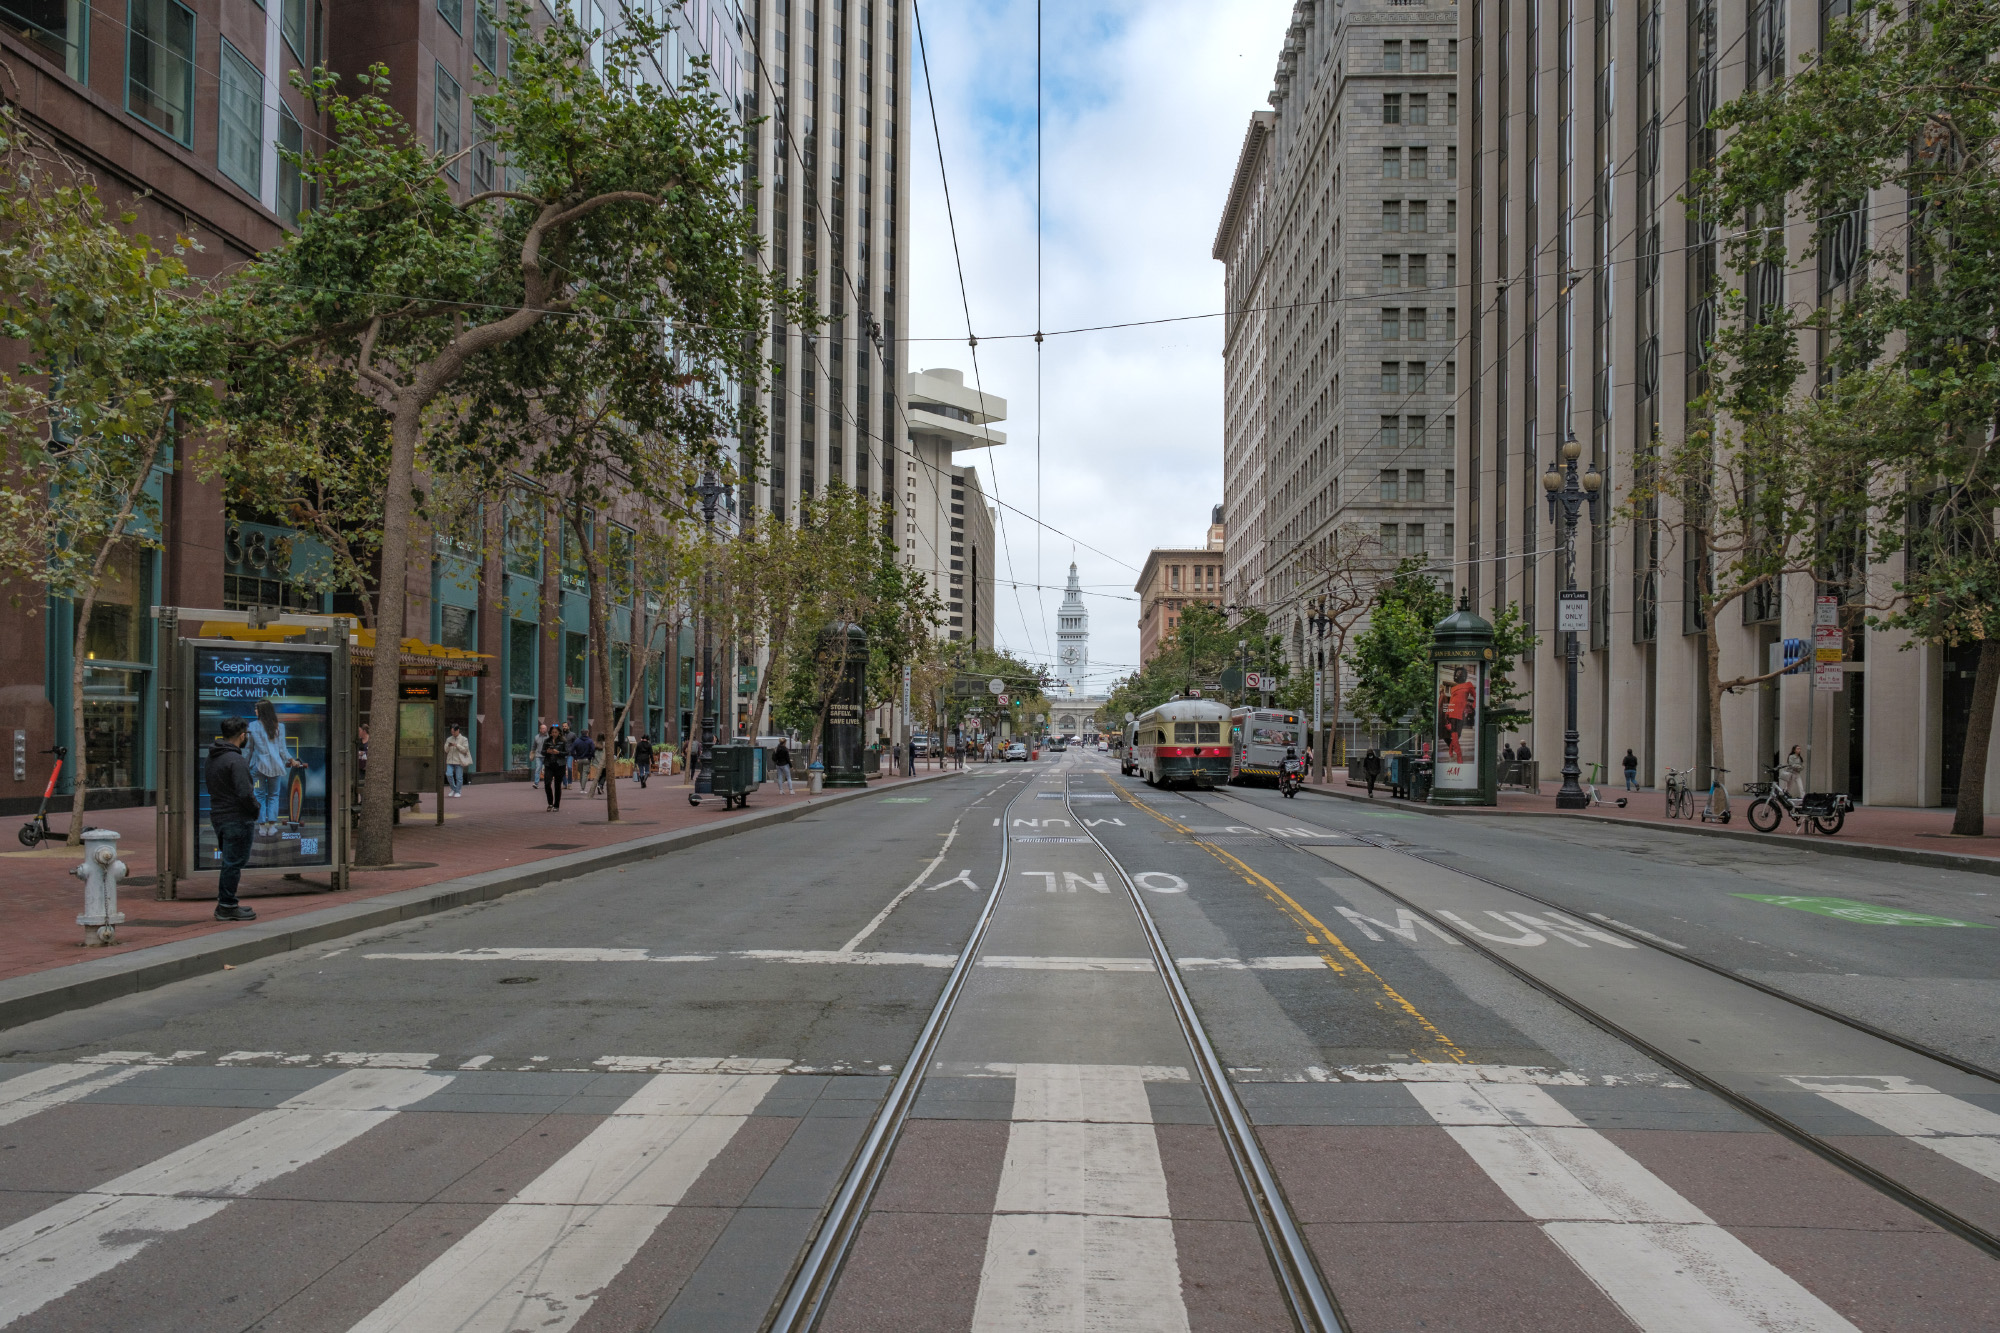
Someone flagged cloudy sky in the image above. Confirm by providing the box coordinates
[907,0,1291,693]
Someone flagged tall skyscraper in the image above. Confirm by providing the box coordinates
[1056,564,1089,694]
[750,0,911,525]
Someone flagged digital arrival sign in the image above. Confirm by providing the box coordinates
[193,645,333,870]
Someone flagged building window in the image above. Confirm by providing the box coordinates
[9,0,88,78]
[1447,92,1458,125]
[1409,307,1428,341]
[438,0,463,35]
[1408,40,1429,72]
[280,0,309,65]
[1382,147,1401,178]
[1381,309,1401,340]
[1170,565,1181,591]
[435,63,462,179]
[127,0,196,145]
[1409,200,1429,233]
[1379,467,1399,501]
[508,619,538,770]
[1408,254,1428,288]
[1409,146,1428,179]
[1382,254,1401,287]
[217,38,262,195]
[1382,201,1401,232]
[278,106,305,224]
[1380,362,1400,393]
[1382,39,1402,71]
[474,2,502,73]
[1407,467,1427,501]
[1447,146,1458,179]
[1407,360,1427,389]
[1380,523,1400,556]
[1409,419,1428,453]
[1406,524,1427,558]
[1446,361,1457,394]
[1446,307,1457,342]
[1408,94,1429,126]
[472,115,495,193]
[1382,92,1401,124]
[1448,39,1458,72]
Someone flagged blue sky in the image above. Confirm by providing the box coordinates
[908,0,1292,690]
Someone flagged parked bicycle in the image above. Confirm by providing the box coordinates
[1747,765,1851,835]
[1663,766,1694,820]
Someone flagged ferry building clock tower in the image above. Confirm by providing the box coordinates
[1057,563,1089,694]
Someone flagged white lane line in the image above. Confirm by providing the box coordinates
[842,814,966,952]
[736,948,959,967]
[0,1068,446,1327]
[971,1063,1190,1333]
[1175,955,1328,971]
[978,956,1154,972]
[1585,913,1689,949]
[346,1071,776,1333]
[1786,1075,2000,1184]
[0,1064,143,1129]
[1409,1080,1860,1332]
[361,948,716,963]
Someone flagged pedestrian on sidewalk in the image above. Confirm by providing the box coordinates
[540,728,568,810]
[571,730,598,794]
[633,734,654,788]
[355,723,369,784]
[1363,748,1382,798]
[445,724,472,797]
[773,738,795,793]
[205,718,260,921]
[1622,748,1639,791]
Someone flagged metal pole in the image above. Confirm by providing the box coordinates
[901,663,912,777]
[1559,512,1585,808]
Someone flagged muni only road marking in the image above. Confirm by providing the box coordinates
[1735,894,1994,927]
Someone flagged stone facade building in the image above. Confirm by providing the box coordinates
[903,368,1001,650]
[1135,532,1228,668]
[1216,0,1461,678]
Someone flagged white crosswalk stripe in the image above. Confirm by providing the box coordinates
[1786,1074,2000,1185]
[0,1067,447,1328]
[345,1070,777,1333]
[972,1063,1190,1333]
[0,1063,143,1129]
[1410,1080,1861,1332]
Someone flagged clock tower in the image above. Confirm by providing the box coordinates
[1056,563,1089,694]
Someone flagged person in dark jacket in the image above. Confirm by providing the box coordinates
[633,734,655,788]
[1362,748,1383,799]
[571,731,597,793]
[1623,748,1640,791]
[541,728,569,811]
[205,718,260,921]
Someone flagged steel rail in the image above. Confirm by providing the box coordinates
[764,772,1030,1333]
[1066,769,1350,1333]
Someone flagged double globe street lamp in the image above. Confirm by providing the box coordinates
[1543,433,1602,810]
[691,468,732,800]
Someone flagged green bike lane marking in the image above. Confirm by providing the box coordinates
[1735,894,1994,928]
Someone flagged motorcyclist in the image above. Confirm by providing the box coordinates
[1279,746,1304,797]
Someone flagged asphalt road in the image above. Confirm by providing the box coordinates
[1,751,1998,1331]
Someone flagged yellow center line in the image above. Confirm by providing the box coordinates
[1112,782,1468,1065]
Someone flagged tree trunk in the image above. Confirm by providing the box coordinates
[580,511,620,823]
[1951,637,2000,836]
[354,407,420,865]
[747,614,787,748]
[68,431,167,845]
[1703,625,1728,802]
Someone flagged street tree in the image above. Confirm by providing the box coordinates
[1347,561,1538,746]
[1283,526,1387,765]
[0,106,217,843]
[221,6,795,861]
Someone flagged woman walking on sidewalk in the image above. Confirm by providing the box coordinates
[444,724,472,797]
[633,734,654,788]
[540,729,568,811]
[773,739,795,794]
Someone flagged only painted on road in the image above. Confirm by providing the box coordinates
[1734,894,1994,928]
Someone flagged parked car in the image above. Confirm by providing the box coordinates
[1003,742,1029,762]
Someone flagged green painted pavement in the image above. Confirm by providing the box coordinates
[1735,894,1994,928]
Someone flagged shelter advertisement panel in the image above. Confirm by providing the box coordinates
[1433,662,1481,790]
[193,646,333,869]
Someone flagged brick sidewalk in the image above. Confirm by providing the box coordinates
[0,761,981,984]
[1308,776,2000,861]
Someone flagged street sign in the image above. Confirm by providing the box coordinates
[998,694,1010,706]
[1815,595,1840,627]
[1188,688,1202,697]
[1558,589,1589,633]
[988,677,1005,695]
[1814,621,1844,691]
[1815,664,1845,692]
[1246,671,1264,690]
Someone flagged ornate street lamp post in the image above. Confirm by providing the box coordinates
[1543,432,1603,810]
[1306,595,1332,778]
[692,469,730,798]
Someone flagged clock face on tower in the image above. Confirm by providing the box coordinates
[1061,646,1081,664]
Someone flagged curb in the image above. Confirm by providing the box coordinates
[0,768,974,1034]
[1298,781,2000,878]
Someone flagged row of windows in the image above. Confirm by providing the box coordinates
[1379,360,1455,395]
[1377,466,1456,503]
[1379,522,1454,559]
[1381,39,1457,74]
[1381,253,1456,288]
[1382,199,1455,233]
[1382,146,1456,180]
[1379,309,1458,343]
[1382,93,1456,127]
[1169,563,1219,594]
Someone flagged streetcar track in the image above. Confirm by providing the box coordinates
[766,772,1033,1333]
[1180,782,2000,1264]
[1065,766,1349,1333]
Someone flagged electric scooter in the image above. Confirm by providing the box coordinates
[18,746,94,848]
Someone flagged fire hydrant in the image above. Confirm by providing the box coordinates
[75,829,127,947]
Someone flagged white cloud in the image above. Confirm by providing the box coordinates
[909,0,1289,687]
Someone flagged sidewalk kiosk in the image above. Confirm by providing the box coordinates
[821,622,869,789]
[1428,595,1499,807]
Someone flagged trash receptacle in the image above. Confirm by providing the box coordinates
[709,743,762,810]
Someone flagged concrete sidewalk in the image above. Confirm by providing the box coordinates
[1304,775,2000,871]
[0,759,981,986]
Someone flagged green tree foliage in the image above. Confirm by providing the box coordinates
[1349,561,1537,740]
[1102,603,1288,724]
[1693,0,1999,828]
[0,106,217,841]
[220,6,798,861]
